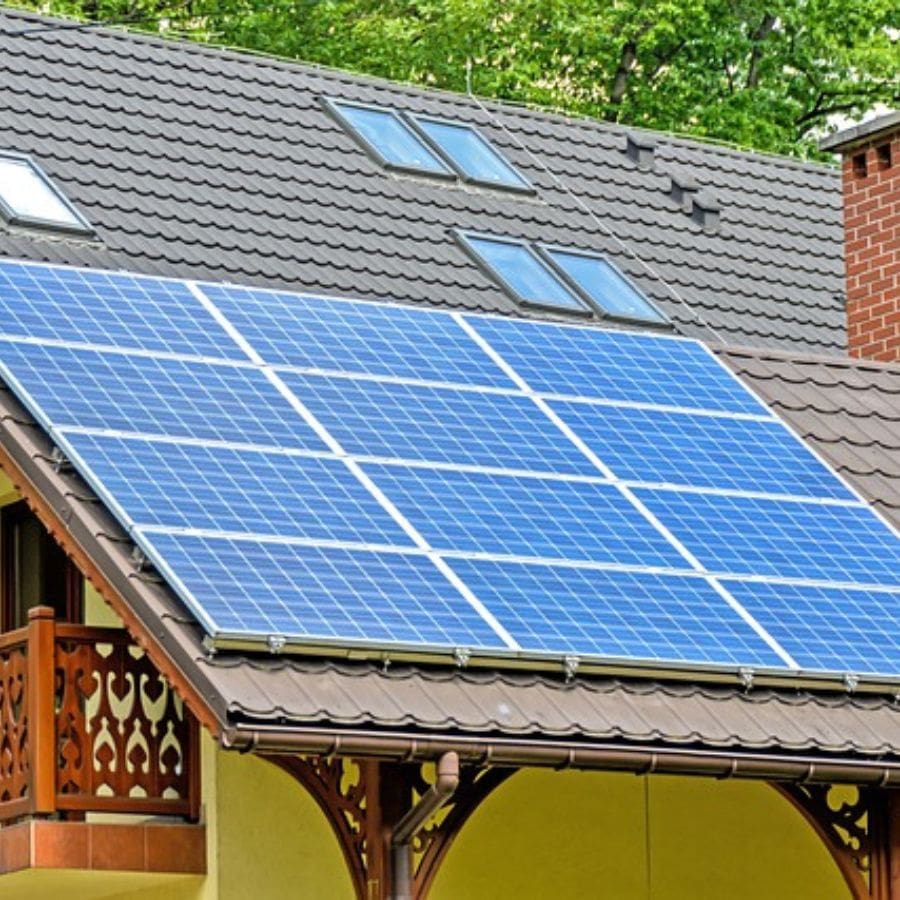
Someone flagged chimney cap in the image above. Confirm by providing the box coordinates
[819,110,900,153]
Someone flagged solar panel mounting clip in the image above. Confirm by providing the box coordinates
[453,647,471,669]
[843,672,859,694]
[50,445,73,474]
[563,654,580,682]
[738,667,755,691]
[267,634,287,655]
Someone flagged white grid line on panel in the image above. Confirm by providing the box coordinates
[453,311,801,670]
[128,526,900,592]
[187,282,520,651]
[53,426,867,509]
[537,392,776,422]
[0,333,252,367]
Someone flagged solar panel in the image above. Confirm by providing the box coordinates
[1,261,899,683]
[638,488,900,584]
[0,261,233,357]
[465,315,765,413]
[722,580,900,675]
[62,432,412,546]
[552,401,855,498]
[201,284,514,387]
[448,559,784,665]
[140,533,506,648]
[282,373,597,474]
[0,342,324,448]
[362,464,686,567]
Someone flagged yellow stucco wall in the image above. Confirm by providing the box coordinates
[430,768,850,900]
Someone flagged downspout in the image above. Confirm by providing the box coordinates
[391,751,460,900]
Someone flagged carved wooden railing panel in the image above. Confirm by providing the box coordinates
[54,622,198,817]
[0,627,29,819]
[0,607,199,823]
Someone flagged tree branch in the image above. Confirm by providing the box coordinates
[746,12,777,89]
[606,38,637,118]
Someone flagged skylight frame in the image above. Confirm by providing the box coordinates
[455,229,594,317]
[536,242,671,328]
[0,150,95,236]
[406,113,536,195]
[323,97,456,181]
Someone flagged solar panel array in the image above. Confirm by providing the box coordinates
[1,259,899,678]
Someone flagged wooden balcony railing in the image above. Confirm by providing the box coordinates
[0,606,199,822]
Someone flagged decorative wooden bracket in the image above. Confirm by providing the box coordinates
[775,783,900,900]
[266,753,514,900]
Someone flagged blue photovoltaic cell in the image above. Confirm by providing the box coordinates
[140,532,505,647]
[465,315,765,413]
[723,581,900,675]
[363,463,686,567]
[637,488,900,584]
[63,432,411,546]
[449,559,784,666]
[553,401,854,498]
[0,261,234,357]
[0,342,323,448]
[283,373,597,474]
[201,284,514,387]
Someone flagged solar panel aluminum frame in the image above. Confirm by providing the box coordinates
[453,229,594,318]
[321,97,457,182]
[534,243,672,329]
[203,618,900,693]
[404,112,537,195]
[0,150,96,237]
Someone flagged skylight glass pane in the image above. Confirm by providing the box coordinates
[332,102,451,175]
[545,249,668,323]
[414,118,530,189]
[465,236,589,312]
[0,155,88,231]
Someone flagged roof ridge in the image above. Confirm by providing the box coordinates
[0,5,837,175]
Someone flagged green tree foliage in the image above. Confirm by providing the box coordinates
[11,0,900,156]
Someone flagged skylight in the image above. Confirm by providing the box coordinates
[0,152,93,235]
[459,233,591,314]
[327,100,453,177]
[459,231,670,324]
[412,116,532,191]
[542,247,669,324]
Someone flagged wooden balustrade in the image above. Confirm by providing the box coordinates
[0,606,199,823]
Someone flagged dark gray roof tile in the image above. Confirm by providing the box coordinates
[0,7,846,353]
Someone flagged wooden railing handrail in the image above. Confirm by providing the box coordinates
[0,623,28,652]
[0,605,199,824]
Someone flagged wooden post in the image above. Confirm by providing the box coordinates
[26,605,56,816]
[878,790,900,900]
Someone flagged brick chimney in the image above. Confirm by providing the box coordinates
[820,111,900,362]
